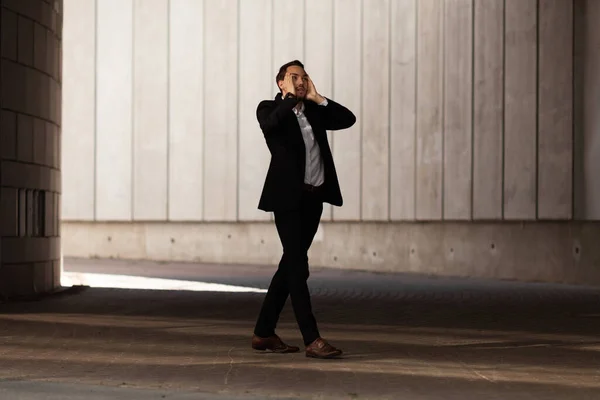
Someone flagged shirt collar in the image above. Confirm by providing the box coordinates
[292,101,305,116]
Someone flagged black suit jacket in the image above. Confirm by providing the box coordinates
[256,93,356,212]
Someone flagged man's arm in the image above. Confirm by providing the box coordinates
[316,98,356,131]
[256,96,300,136]
[305,77,356,131]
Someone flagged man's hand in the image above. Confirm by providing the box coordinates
[282,73,296,97]
[306,76,325,104]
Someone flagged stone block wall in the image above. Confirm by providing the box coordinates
[0,0,63,298]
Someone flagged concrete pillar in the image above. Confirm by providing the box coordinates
[0,0,63,298]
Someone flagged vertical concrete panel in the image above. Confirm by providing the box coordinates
[17,114,34,163]
[332,0,361,221]
[362,0,390,221]
[272,1,304,74]
[18,190,26,236]
[305,0,334,221]
[473,0,503,220]
[443,0,473,220]
[390,0,416,221]
[0,110,17,160]
[503,0,537,220]
[203,0,238,221]
[168,0,204,221]
[33,23,47,72]
[61,0,95,220]
[96,0,133,221]
[46,32,57,82]
[0,188,18,236]
[44,191,53,237]
[53,260,61,290]
[581,0,600,220]
[573,0,585,221]
[32,119,46,165]
[238,0,271,222]
[47,123,57,169]
[132,0,168,220]
[17,16,34,66]
[573,0,580,220]
[1,9,18,60]
[416,0,443,220]
[538,0,573,219]
[26,190,33,237]
[55,193,60,237]
[45,68,54,122]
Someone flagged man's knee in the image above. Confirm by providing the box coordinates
[288,268,309,282]
[281,254,310,280]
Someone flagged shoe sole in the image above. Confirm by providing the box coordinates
[252,345,299,354]
[305,351,343,359]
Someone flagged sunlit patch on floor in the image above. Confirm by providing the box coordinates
[61,272,267,293]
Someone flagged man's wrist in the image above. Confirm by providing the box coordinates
[310,94,325,104]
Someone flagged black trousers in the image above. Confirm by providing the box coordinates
[254,189,323,346]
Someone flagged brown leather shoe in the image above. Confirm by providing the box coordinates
[305,338,343,359]
[251,334,299,353]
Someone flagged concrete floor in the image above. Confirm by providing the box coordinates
[0,258,599,399]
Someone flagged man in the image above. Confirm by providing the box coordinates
[251,60,356,359]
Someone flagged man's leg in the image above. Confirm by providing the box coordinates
[276,197,323,346]
[253,204,306,338]
[253,258,289,338]
[300,194,324,262]
[296,193,344,358]
[255,198,320,336]
[253,194,323,344]
[255,208,311,340]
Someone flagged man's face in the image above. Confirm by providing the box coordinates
[280,65,309,98]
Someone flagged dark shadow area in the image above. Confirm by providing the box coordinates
[52,257,600,340]
[1,260,596,340]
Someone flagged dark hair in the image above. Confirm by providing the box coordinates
[276,60,305,92]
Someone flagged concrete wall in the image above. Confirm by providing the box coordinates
[574,0,600,220]
[0,0,63,298]
[61,0,600,285]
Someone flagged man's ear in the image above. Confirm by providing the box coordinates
[277,80,284,92]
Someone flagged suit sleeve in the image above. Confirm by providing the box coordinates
[318,98,356,131]
[256,97,300,136]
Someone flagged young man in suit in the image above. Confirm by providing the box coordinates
[251,60,356,359]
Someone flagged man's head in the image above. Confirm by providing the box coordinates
[276,60,308,99]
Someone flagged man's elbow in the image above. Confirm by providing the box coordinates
[338,111,356,130]
[258,120,276,137]
[346,112,357,128]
